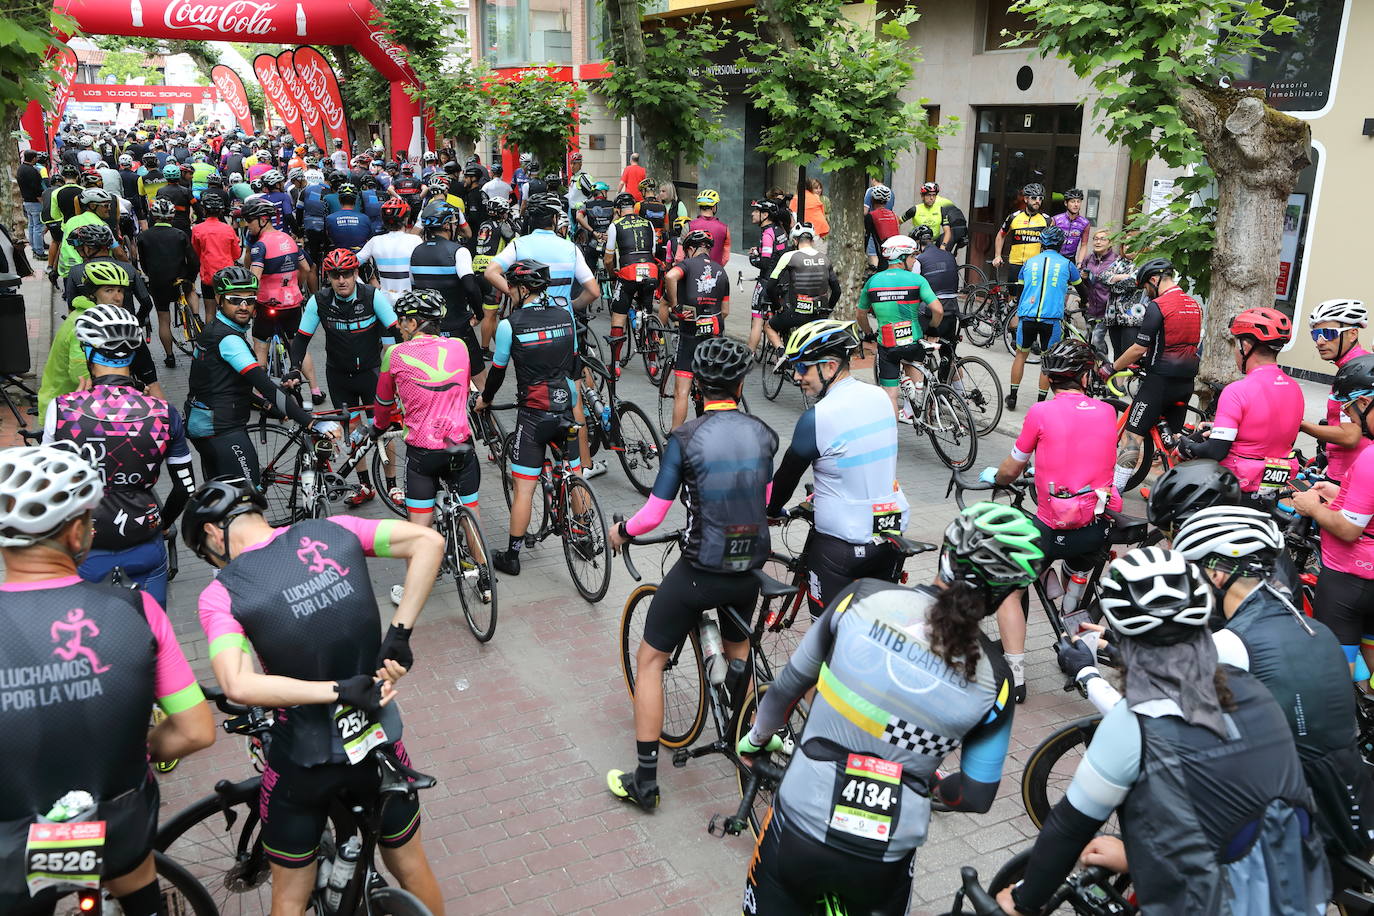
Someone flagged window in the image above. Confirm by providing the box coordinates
[1276,145,1319,305]
[924,106,940,182]
[586,0,609,59]
[984,0,1036,51]
[1232,0,1345,114]
[480,0,573,67]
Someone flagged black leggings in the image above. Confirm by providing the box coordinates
[1107,326,1134,361]
[803,530,903,617]
[1313,566,1374,650]
[192,427,260,483]
[642,556,760,653]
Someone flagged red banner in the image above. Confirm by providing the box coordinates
[69,83,217,104]
[48,47,79,141]
[277,50,326,151]
[211,64,254,132]
[253,53,305,145]
[293,46,349,159]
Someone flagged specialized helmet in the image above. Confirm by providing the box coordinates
[1022,182,1046,198]
[575,172,595,195]
[117,154,133,168]
[691,336,753,390]
[419,200,457,230]
[682,229,714,250]
[68,223,115,252]
[638,177,658,195]
[74,303,143,363]
[422,151,437,162]
[337,182,358,199]
[912,225,934,244]
[697,189,721,207]
[141,153,158,167]
[1309,298,1368,329]
[920,181,940,195]
[1040,338,1098,380]
[248,178,265,193]
[1146,459,1241,532]
[240,199,278,222]
[0,444,104,547]
[79,187,113,207]
[213,265,259,297]
[1331,354,1374,405]
[1099,547,1213,641]
[80,260,131,291]
[1039,226,1066,249]
[321,249,360,273]
[162,162,184,181]
[783,319,861,365]
[206,173,226,188]
[1229,307,1292,346]
[394,288,447,323]
[504,258,551,293]
[614,192,636,209]
[940,502,1044,600]
[1135,257,1175,289]
[380,196,409,223]
[229,171,244,183]
[1173,506,1283,577]
[149,198,176,222]
[881,235,918,260]
[519,152,533,165]
[182,477,268,562]
[287,167,305,182]
[790,222,818,242]
[1063,188,1085,201]
[869,184,893,205]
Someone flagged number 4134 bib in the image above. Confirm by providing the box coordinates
[827,753,902,855]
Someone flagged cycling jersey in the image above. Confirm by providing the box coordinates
[136,223,197,294]
[490,230,594,305]
[410,237,480,336]
[750,225,788,315]
[866,207,901,247]
[1050,212,1090,259]
[635,198,670,248]
[915,246,959,303]
[261,189,295,232]
[471,219,512,273]
[325,208,374,253]
[1012,390,1122,529]
[137,175,166,210]
[688,215,730,264]
[155,183,196,234]
[357,231,422,293]
[1326,346,1373,483]
[375,335,472,450]
[1321,444,1374,577]
[579,198,616,235]
[1210,364,1304,493]
[999,210,1048,265]
[606,214,658,283]
[393,177,424,213]
[1134,286,1202,378]
[56,211,124,279]
[490,299,578,413]
[908,197,952,237]
[300,184,328,232]
[294,284,398,374]
[748,579,1013,861]
[360,190,383,236]
[191,218,242,286]
[249,228,304,309]
[1014,250,1080,321]
[857,266,936,350]
[769,249,839,317]
[198,516,403,768]
[672,254,728,330]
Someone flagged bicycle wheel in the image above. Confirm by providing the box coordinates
[957,263,988,289]
[253,422,311,526]
[368,886,433,915]
[614,400,662,496]
[153,851,218,916]
[154,778,273,916]
[619,583,708,748]
[924,384,978,471]
[760,342,785,401]
[171,304,202,357]
[1123,428,1158,493]
[642,318,669,384]
[560,474,611,602]
[949,355,1003,436]
[451,504,497,642]
[734,684,808,838]
[475,406,507,463]
[618,316,638,368]
[1022,716,1102,828]
[371,430,409,519]
[758,577,811,676]
[959,291,999,349]
[657,362,677,438]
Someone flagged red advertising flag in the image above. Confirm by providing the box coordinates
[211,64,254,132]
[277,50,327,151]
[48,46,79,141]
[253,53,305,145]
[293,46,349,159]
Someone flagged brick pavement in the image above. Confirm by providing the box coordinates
[8,269,1341,914]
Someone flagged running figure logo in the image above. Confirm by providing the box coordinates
[50,608,110,674]
[297,536,350,576]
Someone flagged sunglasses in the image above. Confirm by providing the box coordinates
[222,295,256,307]
[327,270,357,280]
[1311,328,1347,342]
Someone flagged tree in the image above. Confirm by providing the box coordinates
[489,69,586,169]
[94,36,221,81]
[408,54,491,150]
[96,49,160,85]
[1008,0,1308,390]
[1,0,75,225]
[741,0,954,315]
[600,1,734,180]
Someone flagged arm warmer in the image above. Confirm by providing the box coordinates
[480,364,508,406]
[933,772,1000,814]
[162,461,197,528]
[242,365,313,427]
[748,602,840,744]
[827,271,842,310]
[1011,799,1109,912]
[1182,433,1232,461]
[625,495,673,537]
[461,274,482,318]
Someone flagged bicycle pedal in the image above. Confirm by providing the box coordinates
[672,749,690,768]
[707,813,731,837]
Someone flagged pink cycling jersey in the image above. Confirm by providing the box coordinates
[1012,391,1122,529]
[1326,346,1372,483]
[374,335,473,451]
[1210,364,1304,493]
[1321,445,1374,578]
[250,228,304,308]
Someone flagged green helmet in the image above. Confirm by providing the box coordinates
[940,502,1044,599]
[81,260,132,291]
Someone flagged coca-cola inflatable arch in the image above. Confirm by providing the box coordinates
[23,0,426,154]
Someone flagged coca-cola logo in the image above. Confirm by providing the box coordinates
[295,57,344,131]
[164,0,279,36]
[256,60,300,119]
[368,29,415,78]
[213,71,251,120]
[278,61,320,126]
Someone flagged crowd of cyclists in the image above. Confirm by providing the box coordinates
[8,117,1374,916]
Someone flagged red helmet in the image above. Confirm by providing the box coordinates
[380,196,409,220]
[1229,307,1291,345]
[321,248,360,273]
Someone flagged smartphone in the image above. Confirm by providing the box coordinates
[1061,608,1092,638]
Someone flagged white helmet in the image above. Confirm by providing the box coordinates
[423,151,437,162]
[1098,547,1214,638]
[790,222,818,242]
[869,183,892,204]
[0,443,104,547]
[75,303,145,361]
[117,154,133,168]
[519,152,533,165]
[79,187,114,207]
[1173,506,1283,569]
[1309,298,1367,329]
[881,234,919,260]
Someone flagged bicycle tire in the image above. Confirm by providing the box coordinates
[154,777,274,916]
[1123,428,1158,493]
[368,885,434,916]
[950,355,1004,436]
[1001,313,1044,365]
[960,291,999,349]
[254,422,312,526]
[643,317,670,385]
[734,685,808,838]
[957,264,988,289]
[758,577,811,676]
[619,583,708,748]
[614,400,662,496]
[371,431,409,519]
[499,432,549,542]
[760,342,785,400]
[153,850,219,916]
[560,474,611,602]
[1022,716,1102,828]
[618,317,638,369]
[171,304,202,357]
[656,360,676,438]
[924,384,979,471]
[450,504,498,642]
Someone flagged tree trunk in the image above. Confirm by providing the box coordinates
[604,0,668,181]
[0,107,22,230]
[1175,85,1311,392]
[825,165,868,319]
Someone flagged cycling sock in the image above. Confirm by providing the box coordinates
[115,880,162,916]
[1112,464,1133,492]
[610,325,625,364]
[311,388,323,399]
[635,739,658,786]
[508,536,524,553]
[1004,652,1025,685]
[357,471,371,487]
[1036,390,1047,403]
[386,476,397,491]
[1008,383,1019,397]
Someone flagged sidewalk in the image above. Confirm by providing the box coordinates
[0,272,53,447]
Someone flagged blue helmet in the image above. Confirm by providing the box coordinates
[162,162,183,181]
[1040,226,1066,250]
[419,200,457,229]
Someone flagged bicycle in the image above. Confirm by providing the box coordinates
[169,285,205,357]
[883,342,978,470]
[580,336,663,495]
[422,440,498,642]
[47,851,218,916]
[947,858,1137,916]
[959,281,1014,350]
[499,417,612,601]
[1107,368,1215,492]
[615,299,672,385]
[251,411,366,524]
[931,325,1003,436]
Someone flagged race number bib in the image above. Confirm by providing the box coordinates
[881,320,914,348]
[828,754,901,845]
[695,314,720,337]
[334,704,388,765]
[1260,460,1292,492]
[723,524,760,572]
[794,294,818,315]
[26,821,106,895]
[635,264,653,282]
[872,501,902,537]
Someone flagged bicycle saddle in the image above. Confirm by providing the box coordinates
[884,535,938,557]
[752,569,796,599]
[1105,509,1147,545]
[442,441,475,459]
[377,747,437,794]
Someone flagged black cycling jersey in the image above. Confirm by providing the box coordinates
[770,249,840,317]
[673,254,728,335]
[136,224,198,293]
[53,183,82,224]
[915,245,960,301]
[187,311,312,438]
[504,301,578,413]
[636,199,670,249]
[582,198,616,234]
[610,214,656,267]
[154,183,197,234]
[410,236,480,335]
[290,283,397,374]
[393,177,424,213]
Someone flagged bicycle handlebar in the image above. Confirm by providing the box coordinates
[611,515,682,582]
[945,468,1032,509]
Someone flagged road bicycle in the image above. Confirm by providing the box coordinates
[421,440,498,642]
[887,342,978,470]
[499,420,612,601]
[1107,368,1216,492]
[655,335,755,437]
[249,411,364,525]
[614,299,672,385]
[579,336,662,495]
[756,331,818,408]
[959,281,1015,350]
[169,285,205,357]
[49,851,217,916]
[946,858,1137,916]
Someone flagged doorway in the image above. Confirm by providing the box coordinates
[966,106,1082,271]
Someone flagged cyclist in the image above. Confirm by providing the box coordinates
[1000,548,1330,915]
[763,223,840,371]
[738,503,1042,915]
[1176,308,1303,505]
[186,266,323,481]
[1050,188,1091,266]
[244,197,322,402]
[864,183,901,268]
[299,169,332,265]
[573,180,615,271]
[902,180,953,250]
[185,477,446,916]
[290,248,400,506]
[1145,458,1242,543]
[324,183,375,258]
[854,234,940,417]
[603,192,659,368]
[747,198,789,354]
[56,187,127,280]
[357,197,421,294]
[0,444,213,916]
[43,307,197,605]
[473,195,519,348]
[981,339,1121,702]
[991,182,1048,292]
[39,259,136,417]
[1301,298,1371,483]
[1005,225,1081,410]
[769,319,911,612]
[393,162,426,221]
[660,229,729,430]
[913,224,963,374]
[606,336,777,811]
[475,260,583,576]
[635,178,671,255]
[258,168,294,232]
[1111,258,1203,492]
[688,189,731,265]
[154,162,198,235]
[137,197,199,368]
[190,190,241,321]
[409,201,485,380]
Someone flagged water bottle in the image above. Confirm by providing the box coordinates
[349,426,367,447]
[630,308,640,332]
[600,404,612,430]
[699,618,727,686]
[1062,571,1090,614]
[323,837,361,911]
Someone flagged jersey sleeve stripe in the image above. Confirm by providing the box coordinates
[209,632,253,660]
[373,520,397,557]
[159,681,207,716]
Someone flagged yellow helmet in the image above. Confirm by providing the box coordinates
[696,189,720,207]
[783,319,860,365]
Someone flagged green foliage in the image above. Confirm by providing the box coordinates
[98,49,161,85]
[242,82,267,123]
[489,69,586,165]
[1007,0,1298,296]
[600,9,736,167]
[371,0,456,72]
[409,54,491,145]
[94,36,221,80]
[1,1,77,111]
[740,0,955,176]
[329,47,390,127]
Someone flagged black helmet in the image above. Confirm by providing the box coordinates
[1332,354,1374,404]
[200,191,228,214]
[1039,226,1066,250]
[751,198,782,219]
[182,477,267,564]
[395,288,446,322]
[68,222,115,251]
[1022,183,1046,198]
[691,337,752,390]
[240,199,278,222]
[613,192,636,209]
[683,229,713,250]
[1147,459,1241,532]
[1135,257,1174,289]
[1063,188,1085,201]
[213,265,260,298]
[504,259,551,293]
[1040,339,1097,380]
[912,225,934,243]
[463,165,484,178]
[337,182,359,200]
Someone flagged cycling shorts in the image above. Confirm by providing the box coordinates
[131,343,159,388]
[404,443,479,513]
[303,229,327,268]
[612,277,656,317]
[1031,516,1107,572]
[803,530,903,617]
[511,408,579,479]
[200,277,216,304]
[743,805,915,916]
[642,555,759,653]
[325,366,379,421]
[252,303,302,342]
[770,309,830,341]
[259,741,421,869]
[1125,373,1194,438]
[1015,318,1061,352]
[751,282,774,319]
[877,342,927,387]
[148,283,178,313]
[191,426,261,483]
[674,331,715,378]
[1313,567,1374,650]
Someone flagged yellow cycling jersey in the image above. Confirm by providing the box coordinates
[1001,210,1049,265]
[909,197,952,235]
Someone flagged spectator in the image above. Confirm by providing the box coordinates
[789,177,830,241]
[17,150,47,258]
[1080,228,1120,356]
[1100,239,1145,360]
[619,153,647,202]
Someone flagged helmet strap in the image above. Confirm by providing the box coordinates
[1335,329,1357,363]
